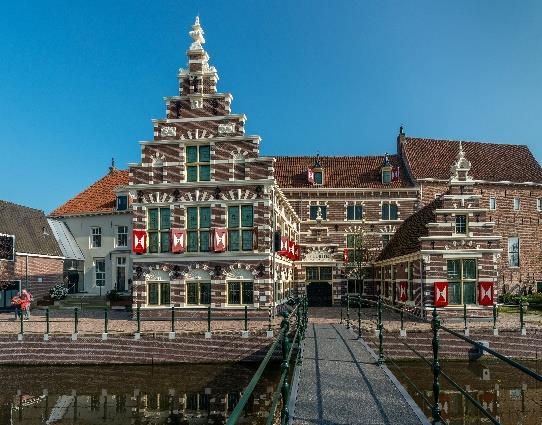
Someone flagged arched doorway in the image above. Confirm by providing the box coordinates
[307,282,332,307]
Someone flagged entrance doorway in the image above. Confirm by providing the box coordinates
[307,282,332,307]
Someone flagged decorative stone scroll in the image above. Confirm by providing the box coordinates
[218,123,236,134]
[160,126,176,137]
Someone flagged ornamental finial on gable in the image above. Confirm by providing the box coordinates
[189,15,205,50]
[450,141,472,181]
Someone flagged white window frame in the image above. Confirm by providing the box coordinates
[116,225,128,248]
[513,198,520,211]
[508,236,520,268]
[94,259,106,287]
[489,197,496,210]
[537,198,542,212]
[90,227,102,249]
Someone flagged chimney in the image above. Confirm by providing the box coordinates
[109,158,117,174]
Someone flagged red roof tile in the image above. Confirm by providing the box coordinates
[274,155,412,189]
[50,170,129,217]
[402,137,542,183]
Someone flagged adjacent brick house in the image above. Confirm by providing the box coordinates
[0,200,64,305]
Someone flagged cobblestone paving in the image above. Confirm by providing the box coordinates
[0,309,282,335]
[292,323,427,425]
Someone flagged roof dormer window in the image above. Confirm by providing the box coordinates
[381,153,396,184]
[117,195,128,211]
[308,153,324,185]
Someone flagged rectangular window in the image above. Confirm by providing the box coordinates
[346,234,363,262]
[346,205,363,220]
[147,208,171,253]
[455,215,467,234]
[116,225,128,247]
[309,205,327,220]
[537,199,542,212]
[381,203,398,220]
[116,257,127,291]
[95,259,105,287]
[382,234,391,247]
[489,197,496,210]
[382,169,391,184]
[228,205,254,251]
[513,198,520,210]
[228,281,253,305]
[314,171,323,185]
[187,282,211,305]
[508,237,519,267]
[186,145,211,182]
[187,207,211,252]
[117,195,128,211]
[306,267,319,281]
[446,259,477,305]
[90,227,102,248]
[147,282,170,305]
[319,267,333,280]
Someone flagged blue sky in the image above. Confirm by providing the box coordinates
[1,1,541,213]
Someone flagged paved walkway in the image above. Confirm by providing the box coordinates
[291,323,428,425]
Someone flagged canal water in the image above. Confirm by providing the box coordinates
[0,363,281,424]
[390,359,542,425]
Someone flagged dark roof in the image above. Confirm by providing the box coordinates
[402,137,542,183]
[274,155,412,189]
[376,198,442,262]
[0,200,63,257]
[50,170,129,217]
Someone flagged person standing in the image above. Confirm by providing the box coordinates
[20,289,32,320]
[11,292,21,320]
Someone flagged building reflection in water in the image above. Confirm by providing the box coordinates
[391,359,541,425]
[0,363,279,424]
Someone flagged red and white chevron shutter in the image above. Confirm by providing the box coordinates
[478,281,494,306]
[391,166,400,182]
[434,282,448,307]
[279,236,289,256]
[294,243,301,261]
[400,281,408,301]
[307,168,315,184]
[343,248,349,264]
[213,228,227,252]
[170,229,186,253]
[287,240,296,259]
[132,230,147,254]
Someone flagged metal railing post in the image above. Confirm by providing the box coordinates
[208,306,212,333]
[104,308,108,334]
[340,300,343,324]
[74,308,78,334]
[400,308,404,332]
[519,300,525,332]
[171,306,175,333]
[463,303,467,332]
[431,307,442,424]
[280,312,291,423]
[492,304,497,330]
[357,296,362,338]
[346,294,350,329]
[377,296,384,365]
[19,309,24,335]
[136,304,141,334]
[45,307,50,335]
[244,305,248,332]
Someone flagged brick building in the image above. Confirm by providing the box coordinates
[0,200,64,306]
[64,17,541,315]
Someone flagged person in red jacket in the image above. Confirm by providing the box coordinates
[19,289,32,320]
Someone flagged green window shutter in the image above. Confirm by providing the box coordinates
[160,232,170,253]
[242,282,253,304]
[200,207,211,228]
[187,207,198,229]
[148,283,159,305]
[241,230,253,251]
[187,282,198,304]
[199,165,211,181]
[186,146,198,163]
[200,282,211,304]
[390,204,398,220]
[148,208,159,230]
[381,204,389,220]
[199,145,210,162]
[160,208,171,230]
[200,231,210,252]
[355,205,363,220]
[160,282,170,305]
[241,205,253,227]
[228,230,240,251]
[148,232,159,253]
[187,231,198,252]
[228,206,240,228]
[187,166,198,182]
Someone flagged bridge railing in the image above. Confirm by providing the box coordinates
[226,296,308,425]
[0,305,278,337]
[342,294,541,425]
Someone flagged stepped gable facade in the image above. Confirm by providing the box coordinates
[399,133,542,294]
[125,18,299,313]
[375,144,501,314]
[0,200,64,303]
